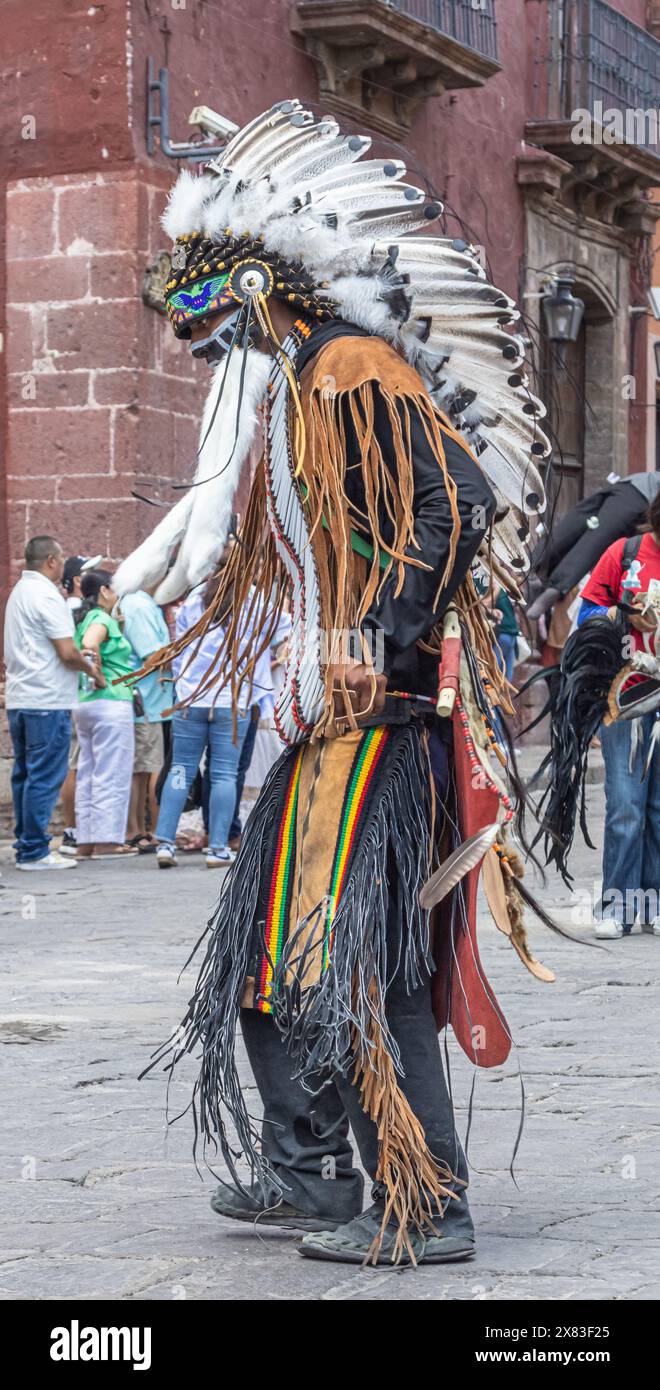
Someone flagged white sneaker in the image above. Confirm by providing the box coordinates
[206,847,236,868]
[594,919,624,940]
[642,917,660,936]
[16,851,77,871]
[156,845,177,869]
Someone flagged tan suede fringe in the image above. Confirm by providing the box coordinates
[123,335,476,736]
[498,837,532,961]
[123,463,289,739]
[353,980,461,1267]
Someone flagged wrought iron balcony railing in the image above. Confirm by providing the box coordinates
[293,0,500,136]
[531,0,660,155]
[387,0,498,62]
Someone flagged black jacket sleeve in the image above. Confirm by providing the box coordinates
[349,390,496,678]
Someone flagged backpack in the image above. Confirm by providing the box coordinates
[621,532,643,575]
[606,533,645,626]
[618,532,643,606]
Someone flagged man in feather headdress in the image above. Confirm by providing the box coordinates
[115,101,553,1266]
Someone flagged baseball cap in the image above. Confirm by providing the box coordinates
[62,554,103,592]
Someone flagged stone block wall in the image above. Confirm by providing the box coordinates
[5,167,206,585]
[0,165,209,828]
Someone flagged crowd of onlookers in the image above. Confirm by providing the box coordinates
[4,503,660,943]
[2,534,289,871]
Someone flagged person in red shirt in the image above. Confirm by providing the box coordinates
[577,491,660,940]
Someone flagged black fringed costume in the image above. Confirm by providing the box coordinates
[118,98,560,1266]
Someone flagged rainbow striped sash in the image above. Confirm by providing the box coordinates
[255,727,390,1012]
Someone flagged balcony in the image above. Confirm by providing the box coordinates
[523,0,660,233]
[291,0,500,137]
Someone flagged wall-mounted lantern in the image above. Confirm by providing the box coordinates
[542,276,585,365]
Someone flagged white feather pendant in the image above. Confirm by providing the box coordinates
[385,234,483,264]
[418,336,526,376]
[117,350,270,605]
[153,349,271,604]
[450,393,546,450]
[419,824,499,910]
[113,493,195,598]
[481,403,549,456]
[350,206,440,240]
[329,183,426,218]
[412,282,516,310]
[480,412,550,469]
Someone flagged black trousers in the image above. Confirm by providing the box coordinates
[240,927,474,1239]
[531,480,645,596]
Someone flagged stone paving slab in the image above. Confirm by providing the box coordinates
[1,773,659,1300]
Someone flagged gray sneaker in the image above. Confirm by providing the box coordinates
[210,1180,343,1232]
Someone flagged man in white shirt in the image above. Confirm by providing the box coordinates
[3,535,99,870]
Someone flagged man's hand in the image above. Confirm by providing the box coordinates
[52,636,99,675]
[629,600,658,634]
[329,662,386,725]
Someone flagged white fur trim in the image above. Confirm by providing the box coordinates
[162,171,218,240]
[154,348,270,603]
[116,349,270,604]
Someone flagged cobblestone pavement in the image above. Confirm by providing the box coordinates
[1,771,659,1302]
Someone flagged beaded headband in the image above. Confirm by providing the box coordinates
[164,228,336,338]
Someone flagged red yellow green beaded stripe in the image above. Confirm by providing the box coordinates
[323,726,390,971]
[257,748,304,1013]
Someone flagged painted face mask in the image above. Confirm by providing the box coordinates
[190,305,264,364]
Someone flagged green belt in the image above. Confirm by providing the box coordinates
[301,484,391,571]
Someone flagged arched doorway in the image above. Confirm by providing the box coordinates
[539,266,617,519]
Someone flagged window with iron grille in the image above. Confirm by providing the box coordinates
[533,0,660,153]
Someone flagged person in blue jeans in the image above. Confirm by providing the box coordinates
[227,706,260,848]
[493,589,519,685]
[8,709,73,866]
[157,704,250,868]
[577,491,660,938]
[155,574,250,868]
[3,535,101,870]
[599,714,660,936]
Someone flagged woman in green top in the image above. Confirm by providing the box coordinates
[73,570,137,859]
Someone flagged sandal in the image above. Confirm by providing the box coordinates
[125,834,157,854]
[90,845,139,859]
[176,833,207,853]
